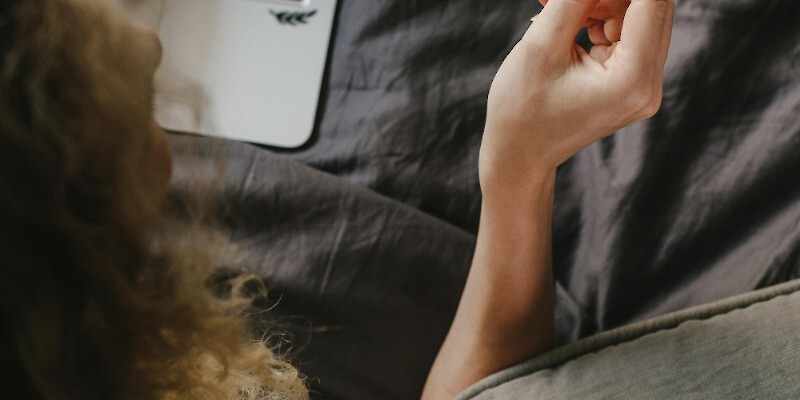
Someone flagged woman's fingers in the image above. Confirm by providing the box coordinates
[656,0,675,72]
[619,0,674,71]
[588,21,612,45]
[603,17,624,42]
[649,0,675,112]
[536,0,602,48]
[589,43,616,65]
[611,0,674,122]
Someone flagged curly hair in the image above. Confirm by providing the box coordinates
[0,0,307,399]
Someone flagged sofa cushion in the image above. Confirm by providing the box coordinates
[457,279,800,399]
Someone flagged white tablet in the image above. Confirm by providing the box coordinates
[123,0,337,148]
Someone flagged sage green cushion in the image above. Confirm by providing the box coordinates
[457,279,800,399]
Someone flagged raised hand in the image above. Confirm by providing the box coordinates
[481,0,674,194]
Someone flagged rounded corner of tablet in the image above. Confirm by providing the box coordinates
[274,129,314,149]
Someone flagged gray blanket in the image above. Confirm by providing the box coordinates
[170,0,800,399]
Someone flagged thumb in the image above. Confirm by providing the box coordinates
[534,0,601,47]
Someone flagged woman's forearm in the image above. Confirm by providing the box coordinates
[423,0,673,397]
[421,167,556,399]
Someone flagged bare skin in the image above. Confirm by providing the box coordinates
[540,0,633,44]
[422,0,675,398]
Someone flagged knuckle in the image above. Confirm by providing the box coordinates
[619,83,662,119]
[520,29,549,54]
[517,37,559,77]
[624,85,654,112]
[638,96,663,119]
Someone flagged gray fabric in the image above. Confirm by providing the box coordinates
[169,134,589,400]
[167,0,800,398]
[457,278,800,399]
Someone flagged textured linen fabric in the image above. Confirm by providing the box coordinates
[168,0,800,399]
[169,135,589,400]
[457,278,800,400]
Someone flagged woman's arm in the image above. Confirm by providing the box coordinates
[422,168,557,399]
[422,0,675,398]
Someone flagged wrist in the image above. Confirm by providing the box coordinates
[478,127,559,200]
[479,154,556,206]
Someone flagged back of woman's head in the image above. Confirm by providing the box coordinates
[0,1,306,399]
[1,0,163,397]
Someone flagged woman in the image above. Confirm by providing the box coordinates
[0,0,305,399]
[0,0,673,398]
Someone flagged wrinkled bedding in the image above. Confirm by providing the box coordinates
[169,1,800,399]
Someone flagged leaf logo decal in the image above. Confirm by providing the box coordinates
[270,9,318,26]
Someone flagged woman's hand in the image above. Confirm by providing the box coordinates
[480,0,674,195]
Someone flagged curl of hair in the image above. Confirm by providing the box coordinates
[0,1,307,399]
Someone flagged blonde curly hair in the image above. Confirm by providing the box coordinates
[0,0,307,399]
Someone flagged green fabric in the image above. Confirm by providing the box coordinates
[457,279,800,399]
